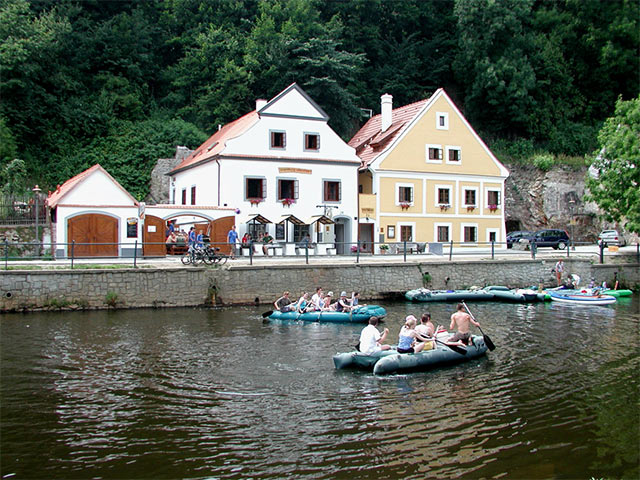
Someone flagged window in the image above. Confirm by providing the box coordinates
[293,224,310,243]
[488,231,497,242]
[464,189,476,206]
[304,133,320,151]
[181,188,186,205]
[278,179,298,201]
[171,188,176,205]
[270,131,286,149]
[190,186,197,205]
[324,180,341,202]
[426,145,443,162]
[400,225,413,242]
[275,223,285,240]
[437,225,450,242]
[398,186,413,203]
[447,147,461,163]
[487,190,500,206]
[436,112,449,130]
[464,226,477,242]
[438,188,450,205]
[246,177,266,201]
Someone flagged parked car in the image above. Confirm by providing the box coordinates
[529,229,571,250]
[598,229,626,247]
[506,231,533,249]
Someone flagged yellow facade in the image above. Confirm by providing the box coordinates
[357,90,508,247]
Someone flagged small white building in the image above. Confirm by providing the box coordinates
[168,83,361,254]
[47,164,236,258]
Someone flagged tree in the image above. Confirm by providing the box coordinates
[585,96,640,233]
[2,158,28,195]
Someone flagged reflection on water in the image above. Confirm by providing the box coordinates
[1,298,638,479]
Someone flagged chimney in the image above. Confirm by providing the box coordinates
[381,93,393,132]
[256,99,267,111]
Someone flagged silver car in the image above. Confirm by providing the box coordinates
[598,229,626,247]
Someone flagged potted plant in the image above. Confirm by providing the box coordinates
[399,202,411,210]
[439,204,450,211]
[466,205,476,211]
[281,198,295,207]
[380,244,389,254]
[248,198,263,206]
[488,204,498,211]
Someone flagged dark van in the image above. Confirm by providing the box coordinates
[531,229,570,250]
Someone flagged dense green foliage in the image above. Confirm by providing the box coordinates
[1,0,638,198]
[586,96,640,234]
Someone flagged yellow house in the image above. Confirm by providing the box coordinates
[349,89,509,251]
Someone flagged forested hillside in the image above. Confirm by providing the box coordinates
[1,0,638,199]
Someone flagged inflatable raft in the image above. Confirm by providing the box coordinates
[548,291,616,305]
[373,335,488,375]
[267,304,386,323]
[483,285,545,303]
[333,349,397,370]
[405,288,494,302]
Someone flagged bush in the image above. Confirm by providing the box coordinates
[533,154,555,171]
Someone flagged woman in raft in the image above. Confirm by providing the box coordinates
[397,315,434,354]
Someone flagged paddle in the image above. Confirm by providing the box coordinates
[461,301,496,351]
[433,337,467,355]
[262,310,273,318]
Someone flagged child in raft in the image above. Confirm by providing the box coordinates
[397,315,434,354]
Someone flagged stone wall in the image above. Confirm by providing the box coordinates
[1,259,637,312]
[146,146,193,204]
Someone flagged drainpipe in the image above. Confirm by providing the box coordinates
[215,158,221,206]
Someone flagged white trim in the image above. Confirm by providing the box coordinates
[460,222,479,243]
[425,144,443,164]
[436,111,449,130]
[434,222,452,242]
[395,182,414,206]
[434,184,453,207]
[445,145,462,165]
[462,186,478,208]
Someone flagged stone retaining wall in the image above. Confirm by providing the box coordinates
[1,259,638,312]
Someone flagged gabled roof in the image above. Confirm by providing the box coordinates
[47,164,138,208]
[169,111,259,175]
[348,98,430,168]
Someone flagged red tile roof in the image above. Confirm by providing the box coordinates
[348,97,431,168]
[169,111,259,175]
[47,164,138,208]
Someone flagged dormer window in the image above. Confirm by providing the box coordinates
[270,130,286,149]
[436,112,449,130]
[304,133,320,151]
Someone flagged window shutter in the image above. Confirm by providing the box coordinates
[277,180,281,200]
[261,178,266,199]
[283,133,287,148]
[438,148,443,160]
[338,181,341,202]
[323,181,328,202]
[409,188,414,203]
[317,135,320,150]
[294,180,299,199]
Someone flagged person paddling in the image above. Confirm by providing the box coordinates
[448,303,480,346]
[358,316,390,354]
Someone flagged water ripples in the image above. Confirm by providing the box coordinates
[1,300,638,479]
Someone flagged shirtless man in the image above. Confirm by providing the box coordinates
[448,303,480,346]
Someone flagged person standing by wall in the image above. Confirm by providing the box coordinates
[555,259,564,286]
[227,225,238,259]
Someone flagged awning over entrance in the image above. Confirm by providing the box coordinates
[246,213,272,224]
[276,214,306,225]
[306,215,335,225]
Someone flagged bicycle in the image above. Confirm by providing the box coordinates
[181,245,206,265]
[202,245,228,265]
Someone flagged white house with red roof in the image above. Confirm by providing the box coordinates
[47,164,236,258]
[168,83,361,254]
[350,90,509,252]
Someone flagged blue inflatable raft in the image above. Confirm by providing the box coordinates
[267,305,387,323]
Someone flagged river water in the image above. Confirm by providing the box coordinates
[1,298,638,479]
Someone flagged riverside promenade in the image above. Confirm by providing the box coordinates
[1,245,638,312]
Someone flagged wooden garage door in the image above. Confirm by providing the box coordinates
[143,215,166,257]
[67,213,118,257]
[210,216,235,254]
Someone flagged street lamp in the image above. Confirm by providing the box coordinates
[33,185,41,257]
[568,198,576,250]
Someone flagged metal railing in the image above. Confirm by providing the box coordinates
[0,194,47,225]
[2,238,638,270]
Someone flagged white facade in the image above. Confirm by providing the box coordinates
[170,84,361,250]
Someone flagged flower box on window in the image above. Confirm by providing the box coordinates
[248,198,264,206]
[466,205,476,212]
[399,202,411,210]
[488,204,498,211]
[439,204,451,211]
[281,198,295,207]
